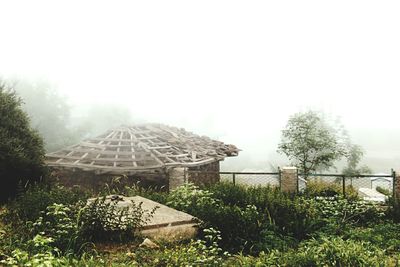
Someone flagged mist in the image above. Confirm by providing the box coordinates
[1,1,399,174]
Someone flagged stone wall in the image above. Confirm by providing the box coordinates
[187,161,220,186]
[51,168,168,192]
[280,167,298,193]
[395,171,400,199]
[168,167,186,191]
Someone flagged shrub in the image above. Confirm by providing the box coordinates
[0,82,45,203]
[376,186,391,196]
[30,203,84,253]
[167,183,219,212]
[344,223,400,254]
[3,183,89,225]
[0,234,69,266]
[304,180,342,197]
[123,183,168,204]
[285,236,390,266]
[78,196,156,242]
[232,236,395,266]
[168,183,300,253]
[209,182,323,241]
[135,228,229,266]
[304,180,358,199]
[387,197,400,222]
[311,196,385,230]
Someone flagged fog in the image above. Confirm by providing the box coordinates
[1,1,400,173]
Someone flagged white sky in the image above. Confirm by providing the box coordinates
[1,1,400,170]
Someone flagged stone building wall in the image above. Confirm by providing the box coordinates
[187,161,220,186]
[51,168,168,192]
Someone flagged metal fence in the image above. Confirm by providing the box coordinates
[187,169,396,199]
[300,171,396,198]
[187,171,281,187]
[218,171,281,187]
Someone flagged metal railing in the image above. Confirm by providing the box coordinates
[186,170,281,188]
[186,169,396,199]
[299,170,396,198]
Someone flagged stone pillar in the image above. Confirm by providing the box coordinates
[281,167,298,193]
[395,171,400,199]
[168,167,187,191]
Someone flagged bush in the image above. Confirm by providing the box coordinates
[285,236,390,267]
[135,228,229,266]
[344,223,400,253]
[167,183,219,212]
[0,234,69,267]
[168,183,300,253]
[3,183,89,224]
[209,182,323,241]
[0,82,45,203]
[78,196,156,242]
[30,203,84,253]
[232,237,394,266]
[376,186,391,196]
[304,180,358,199]
[123,183,168,205]
[387,197,400,222]
[311,196,385,232]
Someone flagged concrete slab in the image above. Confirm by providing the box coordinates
[358,188,388,203]
[88,195,199,241]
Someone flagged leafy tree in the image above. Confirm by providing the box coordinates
[342,144,372,176]
[277,111,348,178]
[0,81,45,202]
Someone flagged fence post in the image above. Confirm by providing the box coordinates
[232,173,236,186]
[393,169,398,200]
[342,176,346,198]
[281,167,298,193]
[278,167,281,190]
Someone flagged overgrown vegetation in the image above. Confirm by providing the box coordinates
[1,181,400,266]
[0,81,45,203]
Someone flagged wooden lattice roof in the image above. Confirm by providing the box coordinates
[45,124,239,174]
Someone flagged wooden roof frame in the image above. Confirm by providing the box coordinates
[46,124,239,175]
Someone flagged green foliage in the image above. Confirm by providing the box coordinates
[0,81,45,202]
[304,180,342,197]
[344,223,400,253]
[30,203,84,253]
[376,186,391,196]
[285,236,390,267]
[387,197,400,223]
[310,196,385,235]
[209,182,323,241]
[167,183,220,212]
[277,110,348,178]
[0,234,69,266]
[136,228,229,267]
[123,183,168,205]
[4,183,89,224]
[303,180,358,199]
[79,197,156,242]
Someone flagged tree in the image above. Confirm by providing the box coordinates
[277,111,348,178]
[0,81,45,202]
[342,144,372,176]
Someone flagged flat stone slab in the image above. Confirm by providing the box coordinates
[88,195,199,241]
[358,188,387,203]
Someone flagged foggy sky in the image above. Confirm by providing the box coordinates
[1,1,399,172]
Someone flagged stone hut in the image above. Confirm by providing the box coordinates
[45,124,239,191]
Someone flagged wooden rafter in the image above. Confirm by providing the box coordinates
[45,123,239,174]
